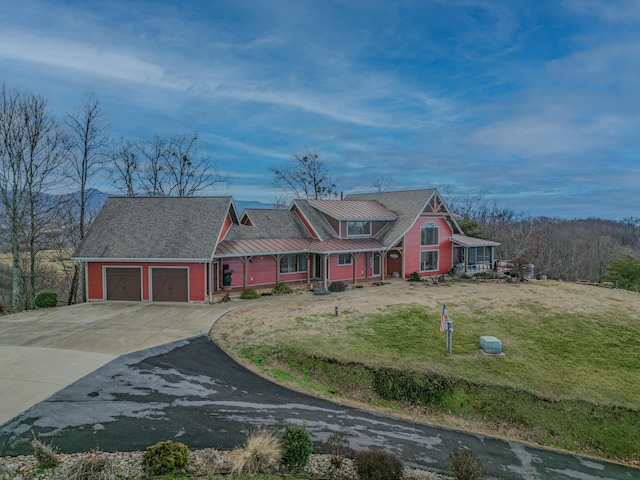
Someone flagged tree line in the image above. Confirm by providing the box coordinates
[449,193,640,289]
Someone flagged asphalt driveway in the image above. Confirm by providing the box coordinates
[0,302,234,423]
[0,335,637,480]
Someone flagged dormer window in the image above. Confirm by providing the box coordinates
[420,222,439,246]
[347,221,371,236]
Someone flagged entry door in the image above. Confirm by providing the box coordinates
[152,268,188,302]
[373,253,381,276]
[105,267,141,301]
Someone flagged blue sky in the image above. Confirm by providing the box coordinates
[1,0,639,219]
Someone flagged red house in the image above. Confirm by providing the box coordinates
[72,189,499,302]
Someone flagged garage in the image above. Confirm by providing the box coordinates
[105,267,141,301]
[152,268,188,302]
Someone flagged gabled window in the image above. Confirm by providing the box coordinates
[280,254,307,274]
[420,251,439,272]
[347,221,371,236]
[420,222,439,246]
[338,253,352,265]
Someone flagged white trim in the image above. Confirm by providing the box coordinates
[74,257,208,262]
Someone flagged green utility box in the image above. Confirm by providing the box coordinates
[480,336,502,354]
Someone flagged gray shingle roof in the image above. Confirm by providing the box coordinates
[229,209,311,239]
[72,196,235,260]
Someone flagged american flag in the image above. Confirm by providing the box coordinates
[440,304,447,332]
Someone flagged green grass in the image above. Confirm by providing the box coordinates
[226,290,640,461]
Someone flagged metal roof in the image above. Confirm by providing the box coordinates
[451,234,501,247]
[215,236,385,257]
[307,200,397,221]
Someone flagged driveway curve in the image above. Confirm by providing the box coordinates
[0,335,636,480]
[0,302,237,423]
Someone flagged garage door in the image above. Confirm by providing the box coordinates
[152,268,188,302]
[105,267,141,301]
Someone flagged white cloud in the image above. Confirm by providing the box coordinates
[0,31,183,89]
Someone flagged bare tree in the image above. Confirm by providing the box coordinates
[0,85,65,311]
[111,138,138,196]
[65,93,110,304]
[271,147,336,200]
[111,132,225,197]
[372,177,393,192]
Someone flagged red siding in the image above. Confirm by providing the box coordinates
[293,207,318,238]
[403,216,453,278]
[329,254,368,281]
[219,213,233,241]
[86,261,207,302]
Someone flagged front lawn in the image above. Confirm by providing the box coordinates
[211,280,640,463]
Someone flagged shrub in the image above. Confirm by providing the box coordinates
[408,271,421,282]
[61,449,117,480]
[355,449,403,480]
[328,281,347,292]
[142,440,189,475]
[281,423,313,469]
[273,282,292,295]
[31,436,59,469]
[34,291,57,308]
[230,429,282,475]
[240,288,260,300]
[373,368,454,405]
[321,432,353,470]
[449,448,483,480]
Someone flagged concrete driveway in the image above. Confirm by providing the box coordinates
[0,302,233,424]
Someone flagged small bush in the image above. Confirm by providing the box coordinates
[273,282,292,295]
[34,291,57,308]
[328,281,347,292]
[355,449,403,480]
[313,288,331,295]
[449,448,483,480]
[142,440,189,476]
[321,432,353,470]
[230,429,282,475]
[240,288,261,299]
[281,423,313,469]
[31,436,59,469]
[408,271,421,282]
[61,449,118,480]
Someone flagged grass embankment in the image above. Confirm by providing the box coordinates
[211,281,640,464]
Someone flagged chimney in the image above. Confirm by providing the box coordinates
[340,192,343,200]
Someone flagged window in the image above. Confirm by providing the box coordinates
[420,251,439,272]
[338,253,352,265]
[347,221,371,236]
[420,222,439,246]
[280,254,307,274]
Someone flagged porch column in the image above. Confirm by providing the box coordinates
[464,246,469,273]
[272,254,283,284]
[352,252,361,285]
[304,253,311,285]
[380,252,385,281]
[239,256,253,290]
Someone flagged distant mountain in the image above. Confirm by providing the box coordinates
[234,200,274,213]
